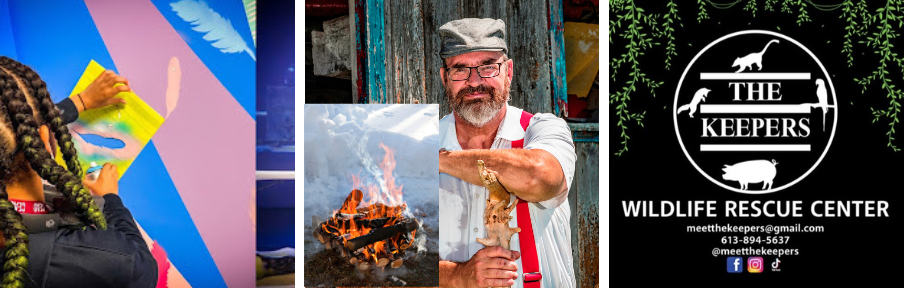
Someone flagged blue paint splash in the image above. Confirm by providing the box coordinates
[77,132,126,149]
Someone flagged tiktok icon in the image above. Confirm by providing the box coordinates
[772,258,782,272]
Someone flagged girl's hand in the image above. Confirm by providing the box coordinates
[75,70,129,112]
[83,163,119,196]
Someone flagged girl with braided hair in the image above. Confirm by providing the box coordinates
[0,56,156,288]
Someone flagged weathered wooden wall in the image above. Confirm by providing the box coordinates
[567,123,599,288]
[381,0,554,117]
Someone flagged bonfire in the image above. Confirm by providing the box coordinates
[311,143,425,271]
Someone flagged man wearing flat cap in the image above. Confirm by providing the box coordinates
[436,18,577,288]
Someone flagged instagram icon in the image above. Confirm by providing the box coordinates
[748,257,764,273]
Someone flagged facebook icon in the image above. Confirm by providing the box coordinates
[727,257,743,273]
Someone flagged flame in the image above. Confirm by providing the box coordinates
[327,142,410,265]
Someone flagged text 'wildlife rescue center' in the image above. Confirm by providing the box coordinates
[677,39,832,142]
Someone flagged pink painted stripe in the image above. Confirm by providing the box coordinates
[84,1,254,287]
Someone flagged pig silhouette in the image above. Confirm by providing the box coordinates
[721,159,778,190]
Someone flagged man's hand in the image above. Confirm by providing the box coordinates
[83,163,119,196]
[74,70,129,112]
[449,246,521,287]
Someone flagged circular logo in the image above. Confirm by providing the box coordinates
[673,30,837,194]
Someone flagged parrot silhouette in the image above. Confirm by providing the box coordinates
[814,79,829,131]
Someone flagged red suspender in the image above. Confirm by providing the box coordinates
[511,111,542,286]
[510,110,532,149]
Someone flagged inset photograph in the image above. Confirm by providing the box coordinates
[255,0,296,287]
[1,0,257,287]
[303,104,440,287]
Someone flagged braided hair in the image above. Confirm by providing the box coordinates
[0,56,108,287]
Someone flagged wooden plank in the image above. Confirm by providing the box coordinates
[548,0,568,117]
[568,140,599,288]
[383,0,394,103]
[354,0,367,103]
[366,0,387,103]
[422,0,459,116]
[461,0,507,20]
[385,0,426,104]
[506,0,552,114]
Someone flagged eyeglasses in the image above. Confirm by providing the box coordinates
[444,62,504,81]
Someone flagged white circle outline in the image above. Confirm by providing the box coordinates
[672,30,837,194]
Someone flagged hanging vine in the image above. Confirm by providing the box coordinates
[609,0,904,155]
[781,0,793,13]
[697,0,710,23]
[765,0,779,11]
[745,0,758,17]
[853,0,904,152]
[660,1,680,70]
[841,0,870,68]
[609,0,665,156]
[796,0,812,25]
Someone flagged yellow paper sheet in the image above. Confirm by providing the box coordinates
[54,60,164,179]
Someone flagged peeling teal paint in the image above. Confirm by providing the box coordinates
[548,0,568,117]
[366,0,387,103]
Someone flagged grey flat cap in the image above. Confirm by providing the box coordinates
[438,18,507,58]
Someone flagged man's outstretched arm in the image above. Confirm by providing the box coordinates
[440,148,566,203]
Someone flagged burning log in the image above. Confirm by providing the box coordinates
[398,232,412,250]
[376,257,390,268]
[344,218,419,251]
[390,258,403,268]
[342,189,364,211]
[475,160,521,250]
[330,215,402,228]
[316,189,419,271]
[357,261,371,271]
[355,202,407,214]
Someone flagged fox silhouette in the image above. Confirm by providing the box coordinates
[676,88,712,118]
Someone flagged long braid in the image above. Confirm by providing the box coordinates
[0,67,30,288]
[0,58,83,178]
[0,58,106,230]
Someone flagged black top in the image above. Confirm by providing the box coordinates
[7,194,157,288]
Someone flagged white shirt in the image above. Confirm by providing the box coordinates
[438,105,577,288]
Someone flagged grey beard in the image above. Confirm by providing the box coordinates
[447,80,510,128]
[456,99,504,127]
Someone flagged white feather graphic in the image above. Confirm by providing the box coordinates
[170,0,256,61]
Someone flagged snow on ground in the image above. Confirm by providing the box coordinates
[303,104,439,256]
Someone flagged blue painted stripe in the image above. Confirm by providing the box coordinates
[119,141,227,287]
[366,0,386,103]
[0,0,17,59]
[548,0,568,117]
[6,0,118,102]
[150,0,256,119]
